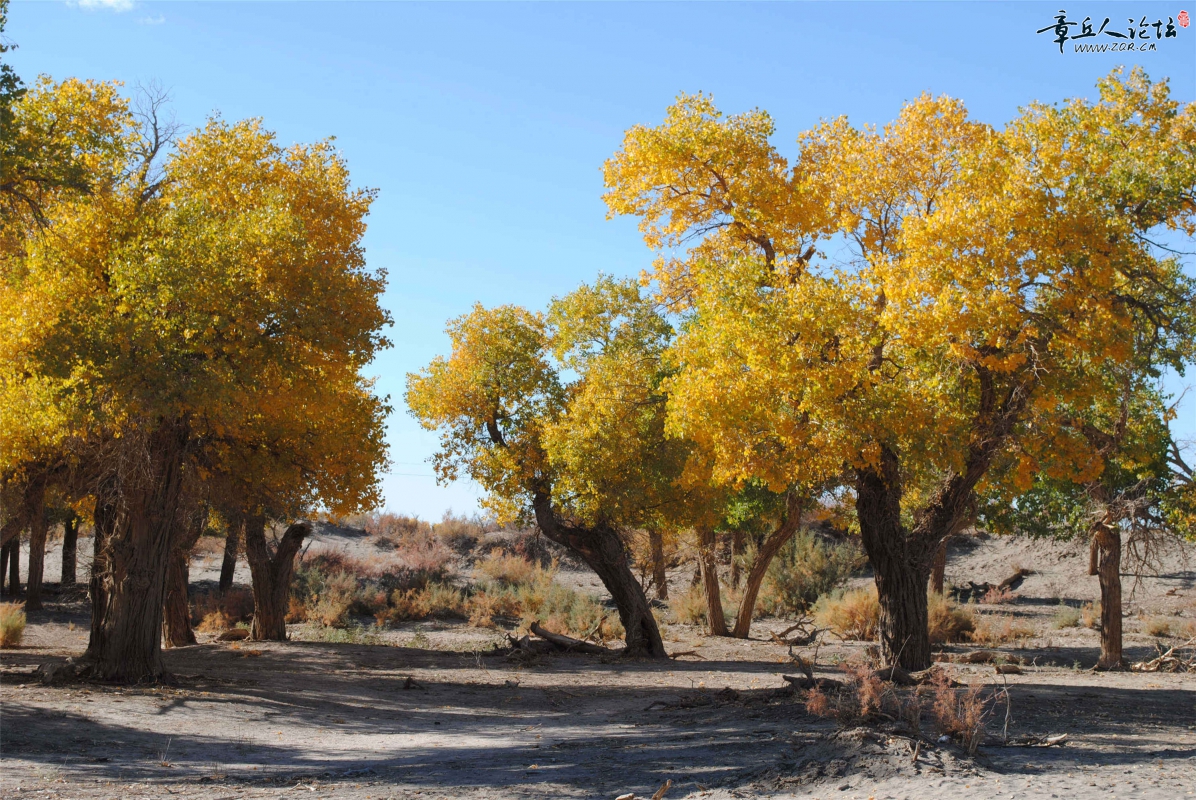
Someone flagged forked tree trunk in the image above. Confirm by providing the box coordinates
[731,492,804,639]
[219,518,241,593]
[81,421,189,682]
[697,527,729,637]
[649,530,668,601]
[1094,522,1123,669]
[162,509,206,648]
[25,482,48,611]
[244,517,310,641]
[930,540,947,596]
[532,493,666,657]
[61,512,79,586]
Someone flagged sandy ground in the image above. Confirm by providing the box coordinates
[2,530,1194,800]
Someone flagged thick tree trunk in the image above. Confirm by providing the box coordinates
[88,486,116,648]
[25,482,48,611]
[60,512,79,586]
[81,421,189,682]
[856,448,933,670]
[162,508,206,648]
[1088,535,1100,576]
[697,527,730,637]
[731,492,804,639]
[649,530,668,601]
[730,530,745,588]
[219,518,240,593]
[244,517,310,641]
[531,493,666,657]
[930,540,947,596]
[1094,523,1123,669]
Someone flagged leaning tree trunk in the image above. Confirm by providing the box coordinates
[697,527,730,637]
[244,517,310,641]
[60,512,79,586]
[649,530,668,601]
[162,508,206,648]
[532,493,666,657]
[219,517,241,594]
[1094,522,1123,669]
[731,492,804,639]
[24,482,48,611]
[930,540,947,596]
[81,421,189,682]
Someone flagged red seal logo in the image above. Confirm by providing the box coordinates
[1180,10,1191,27]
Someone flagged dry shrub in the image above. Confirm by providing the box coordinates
[1145,617,1175,638]
[805,661,919,728]
[971,614,1035,646]
[0,602,26,648]
[190,535,226,559]
[469,560,622,640]
[813,586,880,640]
[192,588,254,632]
[286,596,309,623]
[929,670,990,755]
[1052,603,1081,629]
[1081,600,1101,629]
[981,585,1017,605]
[757,531,865,617]
[433,512,493,555]
[668,584,709,625]
[475,549,536,586]
[380,582,467,623]
[928,592,975,644]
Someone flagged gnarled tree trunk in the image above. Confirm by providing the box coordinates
[1094,522,1123,669]
[25,482,48,611]
[81,421,189,682]
[697,526,729,637]
[731,492,804,639]
[649,529,668,601]
[60,512,79,586]
[163,507,207,648]
[244,517,310,641]
[219,517,241,594]
[532,493,666,657]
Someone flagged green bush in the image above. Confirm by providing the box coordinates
[758,531,864,617]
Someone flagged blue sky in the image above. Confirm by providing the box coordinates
[8,1,1195,519]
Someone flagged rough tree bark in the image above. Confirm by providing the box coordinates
[60,511,79,586]
[697,526,730,637]
[244,517,310,641]
[930,540,947,596]
[81,421,189,682]
[219,516,241,594]
[532,492,667,657]
[1094,520,1123,669]
[730,491,804,639]
[649,530,668,601]
[24,481,48,611]
[1088,536,1100,576]
[162,507,207,648]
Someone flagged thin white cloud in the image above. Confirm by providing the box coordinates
[72,0,136,12]
[138,14,165,25]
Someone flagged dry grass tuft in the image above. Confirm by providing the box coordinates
[813,586,880,641]
[192,588,254,632]
[1081,600,1101,629]
[1052,603,1081,629]
[0,602,26,648]
[668,584,709,625]
[475,549,537,586]
[1145,617,1175,638]
[971,614,1036,646]
[929,670,991,755]
[928,592,975,644]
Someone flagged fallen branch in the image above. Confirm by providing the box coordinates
[1130,638,1195,673]
[529,622,614,655]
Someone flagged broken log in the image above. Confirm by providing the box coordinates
[529,622,614,655]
